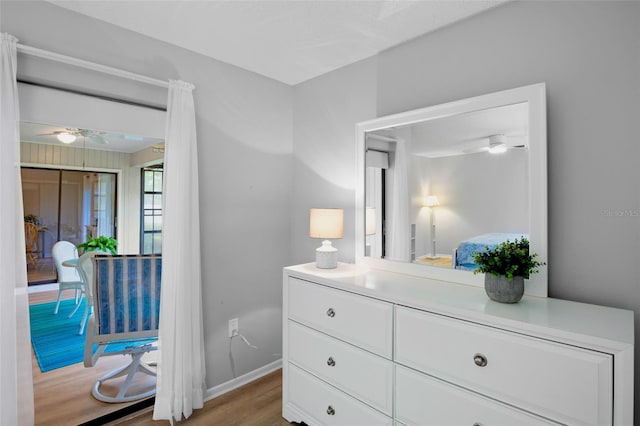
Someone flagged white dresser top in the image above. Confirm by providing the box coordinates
[285,263,634,352]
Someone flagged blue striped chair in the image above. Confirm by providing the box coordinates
[83,254,162,403]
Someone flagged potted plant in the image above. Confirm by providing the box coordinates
[77,235,118,255]
[24,214,40,225]
[472,237,545,303]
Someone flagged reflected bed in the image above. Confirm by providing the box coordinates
[453,232,528,271]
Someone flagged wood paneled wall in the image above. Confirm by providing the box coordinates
[21,142,130,169]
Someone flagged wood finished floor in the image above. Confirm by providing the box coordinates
[115,370,291,426]
[29,289,289,425]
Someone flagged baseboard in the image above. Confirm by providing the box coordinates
[205,359,283,402]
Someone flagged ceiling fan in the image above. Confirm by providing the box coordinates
[38,128,109,145]
[414,133,528,159]
[459,134,528,155]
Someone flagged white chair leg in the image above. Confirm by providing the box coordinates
[53,291,63,314]
[78,304,91,335]
[68,294,85,318]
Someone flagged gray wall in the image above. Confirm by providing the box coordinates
[293,0,640,418]
[291,57,378,265]
[378,0,640,321]
[5,0,640,418]
[2,0,293,388]
[415,150,529,256]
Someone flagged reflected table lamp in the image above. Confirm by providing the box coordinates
[310,208,344,269]
[424,195,440,259]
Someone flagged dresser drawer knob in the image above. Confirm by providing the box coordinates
[473,353,488,367]
[326,405,335,416]
[326,308,336,317]
[327,356,336,367]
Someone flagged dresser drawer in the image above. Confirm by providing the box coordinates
[288,277,393,358]
[395,306,613,425]
[287,363,392,426]
[396,365,558,425]
[288,320,393,415]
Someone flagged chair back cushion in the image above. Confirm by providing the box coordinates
[93,254,162,335]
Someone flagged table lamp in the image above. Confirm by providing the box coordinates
[309,208,344,269]
[424,195,440,259]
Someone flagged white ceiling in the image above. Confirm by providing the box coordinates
[48,0,507,85]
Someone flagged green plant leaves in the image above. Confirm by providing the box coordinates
[77,236,118,255]
[471,237,545,281]
[24,214,40,225]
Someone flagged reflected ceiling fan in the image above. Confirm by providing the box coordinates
[458,134,527,155]
[38,128,109,145]
[414,134,528,159]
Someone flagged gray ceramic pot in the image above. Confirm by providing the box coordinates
[484,274,524,303]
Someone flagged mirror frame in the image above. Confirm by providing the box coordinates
[355,83,547,297]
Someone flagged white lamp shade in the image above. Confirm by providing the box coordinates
[365,207,376,235]
[424,195,440,207]
[309,208,344,239]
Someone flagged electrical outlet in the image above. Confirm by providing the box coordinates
[228,318,239,338]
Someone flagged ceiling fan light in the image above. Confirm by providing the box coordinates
[488,134,507,154]
[57,132,77,144]
[488,144,507,154]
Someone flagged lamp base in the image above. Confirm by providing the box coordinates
[315,240,338,269]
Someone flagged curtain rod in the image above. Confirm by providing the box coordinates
[16,42,170,89]
[18,79,167,112]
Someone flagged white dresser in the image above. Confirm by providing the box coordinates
[282,263,634,426]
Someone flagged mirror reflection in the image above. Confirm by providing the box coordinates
[357,83,547,301]
[365,102,530,272]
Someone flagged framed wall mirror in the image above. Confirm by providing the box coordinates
[355,83,548,297]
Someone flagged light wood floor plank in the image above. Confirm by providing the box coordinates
[114,370,291,425]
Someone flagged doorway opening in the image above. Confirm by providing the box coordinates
[21,167,117,285]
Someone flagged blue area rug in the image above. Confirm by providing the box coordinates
[29,299,156,372]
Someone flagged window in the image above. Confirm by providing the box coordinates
[140,165,163,254]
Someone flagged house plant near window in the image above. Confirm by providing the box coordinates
[77,235,118,255]
[24,214,40,225]
[472,237,545,303]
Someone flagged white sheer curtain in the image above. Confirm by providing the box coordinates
[153,80,206,422]
[386,140,411,262]
[0,33,34,425]
[95,173,116,238]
